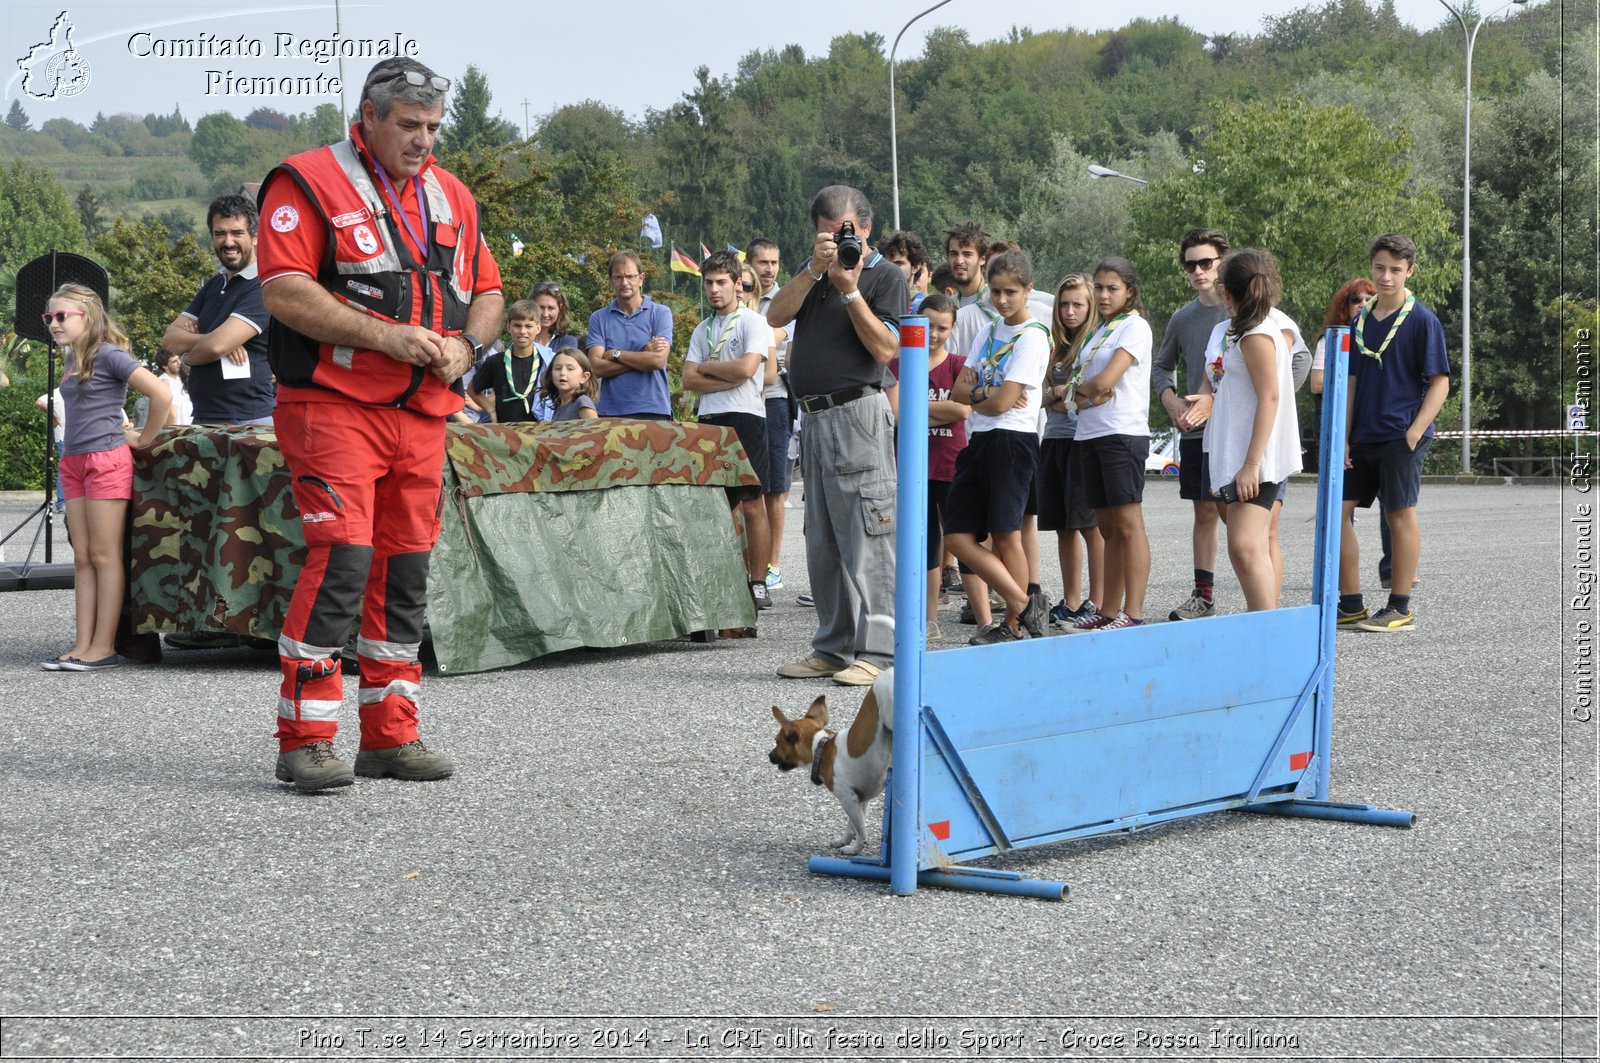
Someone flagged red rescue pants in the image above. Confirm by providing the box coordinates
[273,401,446,753]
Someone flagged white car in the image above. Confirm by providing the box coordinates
[1146,428,1181,477]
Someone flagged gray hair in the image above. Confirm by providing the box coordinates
[809,184,873,228]
[361,58,447,119]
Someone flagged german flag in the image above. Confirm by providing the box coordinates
[669,243,701,276]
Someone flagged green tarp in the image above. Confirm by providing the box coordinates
[130,420,759,673]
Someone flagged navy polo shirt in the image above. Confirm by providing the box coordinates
[183,262,275,424]
[1348,297,1450,444]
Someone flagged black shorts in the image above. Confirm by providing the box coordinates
[701,412,769,497]
[1178,436,1207,501]
[1344,436,1429,510]
[1073,434,1148,510]
[1037,436,1099,531]
[762,397,792,494]
[943,430,1040,539]
[926,479,952,570]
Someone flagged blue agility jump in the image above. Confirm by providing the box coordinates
[808,317,1413,900]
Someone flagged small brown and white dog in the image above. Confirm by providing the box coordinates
[768,668,893,856]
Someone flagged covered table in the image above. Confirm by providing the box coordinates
[129,419,760,673]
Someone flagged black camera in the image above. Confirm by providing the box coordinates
[835,221,862,270]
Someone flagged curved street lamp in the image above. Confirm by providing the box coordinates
[1438,0,1529,473]
[1087,164,1148,185]
[889,0,957,231]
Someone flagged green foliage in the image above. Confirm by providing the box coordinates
[439,65,519,156]
[0,161,88,313]
[76,185,106,242]
[1125,97,1458,333]
[93,217,213,360]
[143,105,190,137]
[5,100,30,132]
[0,349,51,490]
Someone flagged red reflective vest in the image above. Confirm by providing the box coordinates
[259,132,488,415]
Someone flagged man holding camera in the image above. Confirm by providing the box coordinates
[766,185,907,687]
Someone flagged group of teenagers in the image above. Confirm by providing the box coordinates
[886,223,1448,644]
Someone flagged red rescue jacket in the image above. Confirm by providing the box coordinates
[259,128,487,415]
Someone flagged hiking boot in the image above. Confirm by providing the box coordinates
[354,740,456,781]
[1020,592,1049,639]
[751,580,773,610]
[1336,606,1369,628]
[969,621,1025,646]
[1168,593,1215,621]
[1356,606,1415,633]
[777,654,843,679]
[275,740,355,791]
[764,565,784,590]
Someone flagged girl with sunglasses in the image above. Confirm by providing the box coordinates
[40,284,172,671]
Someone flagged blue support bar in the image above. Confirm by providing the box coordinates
[810,856,1069,901]
[1240,800,1416,829]
[890,316,930,897]
[1312,330,1351,801]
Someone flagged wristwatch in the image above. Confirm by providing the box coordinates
[609,348,622,362]
[461,333,484,360]
[840,290,862,305]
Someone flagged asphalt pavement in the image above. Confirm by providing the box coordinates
[0,481,1593,1061]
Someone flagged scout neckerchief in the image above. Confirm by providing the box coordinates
[975,319,1051,389]
[1353,292,1415,368]
[705,306,745,360]
[1073,311,1133,392]
[501,343,544,414]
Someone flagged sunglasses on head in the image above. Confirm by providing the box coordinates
[375,69,450,93]
[532,282,562,296]
[1181,256,1219,272]
[41,310,87,325]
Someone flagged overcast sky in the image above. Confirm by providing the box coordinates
[4,0,1482,133]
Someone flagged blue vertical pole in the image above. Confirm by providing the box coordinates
[1312,328,1350,801]
[890,315,930,896]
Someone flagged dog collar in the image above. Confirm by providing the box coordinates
[810,728,837,786]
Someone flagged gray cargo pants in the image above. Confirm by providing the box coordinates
[799,391,897,668]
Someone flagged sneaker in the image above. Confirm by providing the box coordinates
[275,740,356,791]
[1048,599,1071,625]
[797,592,815,607]
[1168,593,1215,621]
[940,565,961,593]
[751,580,773,610]
[1068,608,1110,632]
[969,621,1026,646]
[832,660,885,686]
[1336,606,1369,628]
[765,566,784,590]
[777,654,843,679]
[1020,592,1049,639]
[1356,606,1415,633]
[988,587,1005,610]
[1101,611,1147,630]
[354,739,456,781]
[926,620,942,642]
[958,601,979,625]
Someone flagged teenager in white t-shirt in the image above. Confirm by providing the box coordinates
[944,250,1052,644]
[1200,250,1303,611]
[1070,257,1155,629]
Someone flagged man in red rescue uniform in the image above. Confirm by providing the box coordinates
[256,58,504,790]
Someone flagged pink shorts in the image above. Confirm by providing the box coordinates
[59,447,133,501]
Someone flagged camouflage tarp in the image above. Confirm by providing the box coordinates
[129,420,759,672]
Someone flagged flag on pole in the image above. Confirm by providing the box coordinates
[510,233,525,257]
[699,241,712,262]
[725,244,745,262]
[670,243,701,276]
[640,214,663,249]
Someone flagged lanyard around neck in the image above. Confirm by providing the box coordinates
[371,161,430,260]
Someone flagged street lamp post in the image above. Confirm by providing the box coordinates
[889,0,956,231]
[1087,164,1148,185]
[1438,0,1529,474]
